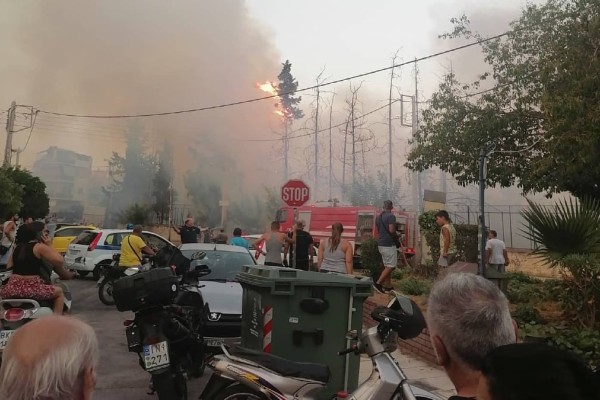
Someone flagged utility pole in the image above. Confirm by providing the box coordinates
[13,148,23,168]
[414,61,422,215]
[314,82,320,196]
[351,91,356,188]
[328,93,335,201]
[342,116,349,190]
[388,52,399,191]
[284,121,289,181]
[167,156,174,241]
[479,144,494,276]
[3,101,16,167]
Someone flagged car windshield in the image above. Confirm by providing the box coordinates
[180,249,255,281]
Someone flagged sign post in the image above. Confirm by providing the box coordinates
[281,180,310,269]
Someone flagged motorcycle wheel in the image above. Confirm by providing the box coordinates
[151,370,187,400]
[98,279,115,306]
[212,384,267,400]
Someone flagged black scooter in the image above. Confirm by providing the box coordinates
[115,246,210,400]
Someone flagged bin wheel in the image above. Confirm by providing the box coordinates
[212,383,267,400]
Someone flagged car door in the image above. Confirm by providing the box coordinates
[142,232,170,253]
[52,228,79,254]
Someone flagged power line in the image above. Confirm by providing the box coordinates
[241,99,401,142]
[36,31,510,119]
[20,111,38,152]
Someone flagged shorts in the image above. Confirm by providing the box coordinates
[0,275,56,300]
[438,253,456,267]
[294,259,310,271]
[489,263,505,273]
[378,246,398,268]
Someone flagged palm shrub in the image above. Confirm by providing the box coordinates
[521,197,600,329]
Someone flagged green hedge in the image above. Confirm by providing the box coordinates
[360,238,383,281]
[419,210,478,264]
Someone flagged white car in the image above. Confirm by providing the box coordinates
[64,229,174,280]
[179,243,256,350]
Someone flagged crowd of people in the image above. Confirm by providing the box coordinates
[0,271,596,399]
[0,211,598,399]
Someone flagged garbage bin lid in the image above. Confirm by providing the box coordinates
[236,265,372,296]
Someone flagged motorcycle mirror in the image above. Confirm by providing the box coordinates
[188,265,211,278]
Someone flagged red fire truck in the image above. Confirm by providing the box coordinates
[275,204,416,267]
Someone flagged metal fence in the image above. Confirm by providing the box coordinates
[446,204,556,250]
[147,204,196,227]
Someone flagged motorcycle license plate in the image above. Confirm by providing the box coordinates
[142,341,170,371]
[205,338,224,347]
[0,330,15,351]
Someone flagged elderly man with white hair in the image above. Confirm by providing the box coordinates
[427,273,518,400]
[0,316,99,400]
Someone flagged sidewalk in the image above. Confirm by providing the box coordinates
[358,349,456,399]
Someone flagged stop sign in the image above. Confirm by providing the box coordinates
[281,180,310,207]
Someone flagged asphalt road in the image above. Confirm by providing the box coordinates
[69,278,210,400]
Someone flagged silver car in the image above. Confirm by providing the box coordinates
[179,243,256,350]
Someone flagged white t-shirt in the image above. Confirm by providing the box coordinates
[485,238,506,264]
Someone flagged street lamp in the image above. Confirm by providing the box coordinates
[478,144,495,276]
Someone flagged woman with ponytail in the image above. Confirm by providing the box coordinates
[317,222,353,274]
[0,222,75,314]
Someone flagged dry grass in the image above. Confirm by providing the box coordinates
[506,251,560,279]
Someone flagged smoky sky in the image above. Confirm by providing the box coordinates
[0,0,281,194]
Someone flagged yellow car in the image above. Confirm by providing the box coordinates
[52,225,96,255]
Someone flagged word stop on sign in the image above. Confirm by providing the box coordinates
[282,187,309,202]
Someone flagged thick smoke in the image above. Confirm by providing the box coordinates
[0,0,281,195]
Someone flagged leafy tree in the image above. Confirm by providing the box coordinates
[343,171,402,206]
[3,167,49,219]
[227,187,284,233]
[0,168,23,216]
[406,0,600,199]
[184,174,222,227]
[119,203,152,225]
[276,60,304,120]
[104,133,158,223]
[152,143,174,224]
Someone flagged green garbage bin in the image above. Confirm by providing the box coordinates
[485,267,508,294]
[237,265,372,399]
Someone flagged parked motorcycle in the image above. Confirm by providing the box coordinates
[199,292,442,400]
[0,269,73,363]
[97,253,150,306]
[115,245,210,400]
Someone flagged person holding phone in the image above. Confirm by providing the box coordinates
[0,222,76,314]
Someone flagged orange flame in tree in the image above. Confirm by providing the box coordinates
[256,81,285,119]
[256,81,278,96]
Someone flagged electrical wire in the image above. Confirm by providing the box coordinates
[20,111,38,152]
[35,31,510,119]
[241,99,401,142]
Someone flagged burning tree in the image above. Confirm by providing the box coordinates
[258,60,304,180]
